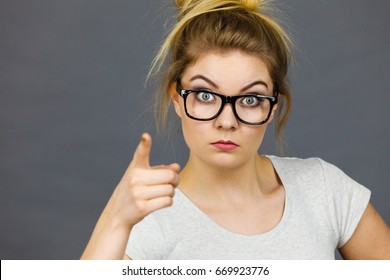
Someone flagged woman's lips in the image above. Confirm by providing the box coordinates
[211,140,239,151]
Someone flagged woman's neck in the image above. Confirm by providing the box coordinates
[178,152,277,204]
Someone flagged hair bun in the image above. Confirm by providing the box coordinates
[238,0,259,11]
[175,0,260,14]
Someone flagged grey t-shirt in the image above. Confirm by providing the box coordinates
[126,156,371,259]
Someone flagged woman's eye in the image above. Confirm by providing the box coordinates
[197,92,214,102]
[242,96,259,106]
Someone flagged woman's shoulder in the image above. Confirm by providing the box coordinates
[267,154,323,165]
[265,155,354,188]
[266,155,325,176]
[266,155,370,194]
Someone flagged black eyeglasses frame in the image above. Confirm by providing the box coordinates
[176,83,278,125]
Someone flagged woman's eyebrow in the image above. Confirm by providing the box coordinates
[189,75,219,88]
[241,81,269,91]
[189,74,269,91]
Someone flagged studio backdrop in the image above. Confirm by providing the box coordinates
[0,0,389,259]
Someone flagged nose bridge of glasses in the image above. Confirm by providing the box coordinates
[221,94,237,104]
[221,95,241,115]
[218,95,238,120]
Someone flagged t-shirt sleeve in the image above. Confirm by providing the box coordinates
[318,158,371,248]
[125,214,169,260]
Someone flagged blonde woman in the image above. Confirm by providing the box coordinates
[81,0,390,259]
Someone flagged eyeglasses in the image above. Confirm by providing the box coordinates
[176,83,278,125]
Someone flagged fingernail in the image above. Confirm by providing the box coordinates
[141,133,146,142]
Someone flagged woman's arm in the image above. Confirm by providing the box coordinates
[339,202,390,259]
[80,133,180,259]
[80,196,134,259]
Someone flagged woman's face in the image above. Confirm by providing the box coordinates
[171,50,277,169]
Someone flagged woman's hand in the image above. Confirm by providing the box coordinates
[80,132,180,259]
[108,132,180,229]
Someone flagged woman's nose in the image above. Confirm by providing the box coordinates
[214,103,238,130]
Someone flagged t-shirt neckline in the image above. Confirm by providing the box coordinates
[175,155,290,240]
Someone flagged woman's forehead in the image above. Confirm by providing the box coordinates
[181,50,272,90]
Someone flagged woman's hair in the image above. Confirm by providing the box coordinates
[149,0,293,149]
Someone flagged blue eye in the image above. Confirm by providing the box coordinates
[196,92,215,102]
[241,96,260,107]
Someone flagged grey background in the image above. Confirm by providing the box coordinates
[0,0,389,260]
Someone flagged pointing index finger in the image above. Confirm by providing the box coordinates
[132,132,152,168]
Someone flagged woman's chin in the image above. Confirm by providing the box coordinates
[202,153,248,170]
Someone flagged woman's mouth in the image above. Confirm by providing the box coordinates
[211,140,239,151]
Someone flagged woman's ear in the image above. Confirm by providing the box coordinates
[170,82,182,118]
[267,103,278,123]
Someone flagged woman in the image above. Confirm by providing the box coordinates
[81,0,390,259]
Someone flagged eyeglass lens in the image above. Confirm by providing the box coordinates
[185,91,271,124]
